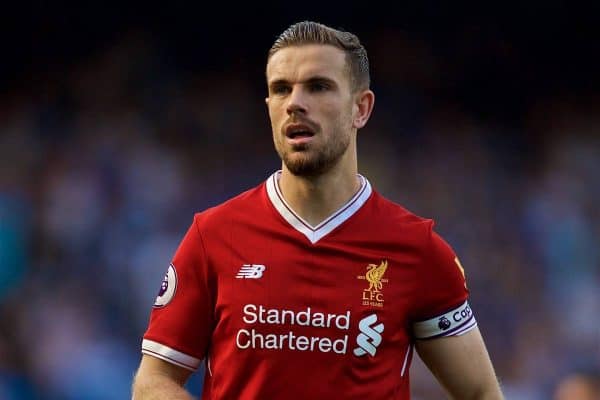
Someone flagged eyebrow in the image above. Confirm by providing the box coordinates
[268,76,338,88]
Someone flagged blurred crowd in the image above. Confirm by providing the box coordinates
[0,27,598,400]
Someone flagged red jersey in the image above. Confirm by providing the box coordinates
[142,171,476,399]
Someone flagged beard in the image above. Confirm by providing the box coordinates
[275,127,351,177]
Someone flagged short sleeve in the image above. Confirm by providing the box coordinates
[411,223,477,339]
[141,216,214,371]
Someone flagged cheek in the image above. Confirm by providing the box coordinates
[268,108,285,143]
[268,104,284,125]
[333,103,354,129]
[319,102,344,123]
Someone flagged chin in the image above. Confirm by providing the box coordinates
[284,156,332,177]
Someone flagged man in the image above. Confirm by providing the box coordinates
[132,21,503,399]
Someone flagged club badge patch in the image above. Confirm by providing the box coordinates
[153,263,177,308]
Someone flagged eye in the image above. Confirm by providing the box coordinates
[309,82,329,92]
[271,85,291,95]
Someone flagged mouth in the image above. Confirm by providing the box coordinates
[285,123,316,145]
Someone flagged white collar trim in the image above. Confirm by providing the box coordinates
[265,170,372,244]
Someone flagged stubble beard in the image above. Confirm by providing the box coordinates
[276,127,351,177]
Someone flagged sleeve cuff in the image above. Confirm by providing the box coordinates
[141,339,202,371]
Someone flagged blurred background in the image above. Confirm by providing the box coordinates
[0,2,598,399]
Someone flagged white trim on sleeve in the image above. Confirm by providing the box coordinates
[141,339,201,371]
[413,300,477,339]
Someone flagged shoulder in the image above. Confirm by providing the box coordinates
[367,190,435,238]
[193,182,266,230]
[374,193,459,259]
[371,191,429,221]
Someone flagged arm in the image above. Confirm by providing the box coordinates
[415,327,503,400]
[132,354,195,400]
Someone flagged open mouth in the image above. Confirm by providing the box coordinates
[285,123,316,141]
[287,130,314,139]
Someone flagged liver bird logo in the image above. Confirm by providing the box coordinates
[365,260,388,292]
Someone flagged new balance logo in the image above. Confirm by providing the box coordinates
[353,313,384,357]
[236,264,266,279]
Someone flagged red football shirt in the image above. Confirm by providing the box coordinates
[142,171,476,399]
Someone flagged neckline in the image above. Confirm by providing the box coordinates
[265,170,372,244]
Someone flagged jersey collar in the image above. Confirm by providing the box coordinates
[265,170,372,244]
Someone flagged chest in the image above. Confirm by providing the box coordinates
[207,234,420,338]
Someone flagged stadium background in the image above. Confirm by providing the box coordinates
[0,2,598,399]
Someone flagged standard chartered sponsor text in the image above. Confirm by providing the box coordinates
[236,304,351,354]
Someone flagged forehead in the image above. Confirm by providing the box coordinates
[267,44,348,84]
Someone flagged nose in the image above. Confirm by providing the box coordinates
[286,86,307,116]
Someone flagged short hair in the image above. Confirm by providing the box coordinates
[268,21,370,92]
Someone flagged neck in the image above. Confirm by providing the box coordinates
[278,159,361,227]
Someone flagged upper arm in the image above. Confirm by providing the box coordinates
[136,354,193,386]
[411,225,502,398]
[141,217,213,372]
[132,355,196,400]
[415,327,503,400]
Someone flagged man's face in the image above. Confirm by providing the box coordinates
[266,44,356,177]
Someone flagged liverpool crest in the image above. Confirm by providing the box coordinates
[357,260,389,307]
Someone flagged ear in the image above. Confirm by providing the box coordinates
[352,89,375,129]
[265,97,270,105]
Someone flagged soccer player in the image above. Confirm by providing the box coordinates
[132,21,504,399]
